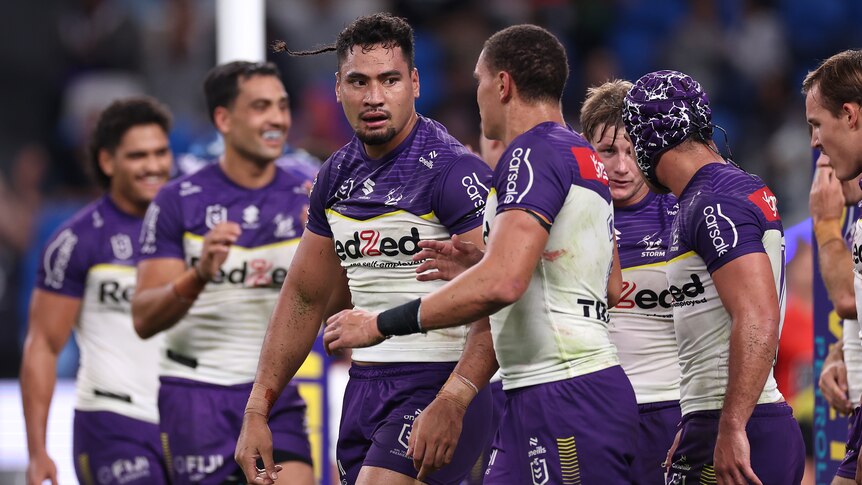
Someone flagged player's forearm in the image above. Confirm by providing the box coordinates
[452,317,498,392]
[132,268,204,338]
[720,313,779,430]
[419,259,524,331]
[253,286,324,394]
[817,238,857,319]
[19,339,57,457]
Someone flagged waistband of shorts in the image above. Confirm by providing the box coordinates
[638,400,680,413]
[682,401,792,423]
[159,375,297,393]
[348,361,457,380]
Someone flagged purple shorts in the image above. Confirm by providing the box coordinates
[837,406,862,479]
[73,410,169,485]
[665,402,804,485]
[633,401,681,485]
[159,377,311,485]
[337,362,494,485]
[485,365,639,485]
[465,380,507,485]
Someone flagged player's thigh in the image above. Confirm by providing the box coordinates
[356,465,423,485]
[274,460,314,485]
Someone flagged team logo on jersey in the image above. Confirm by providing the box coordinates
[110,234,133,260]
[273,213,297,238]
[638,231,665,257]
[503,147,534,204]
[384,186,404,206]
[335,178,355,201]
[747,187,780,221]
[242,205,259,228]
[98,456,151,484]
[571,146,609,185]
[205,204,228,229]
[703,204,738,257]
[462,173,489,215]
[43,228,78,290]
[419,150,438,169]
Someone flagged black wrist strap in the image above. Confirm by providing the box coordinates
[377,298,423,337]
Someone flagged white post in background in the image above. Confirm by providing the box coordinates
[216,0,265,64]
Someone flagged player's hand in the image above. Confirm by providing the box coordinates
[198,222,242,281]
[820,343,853,414]
[324,309,385,354]
[413,234,484,282]
[26,452,57,485]
[407,396,466,481]
[810,163,845,223]
[714,426,762,485]
[235,413,280,484]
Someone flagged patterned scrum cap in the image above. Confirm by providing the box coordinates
[622,70,713,189]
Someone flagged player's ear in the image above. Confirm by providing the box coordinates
[213,106,231,134]
[335,72,342,103]
[412,67,420,99]
[98,148,115,178]
[499,70,513,103]
[844,102,860,130]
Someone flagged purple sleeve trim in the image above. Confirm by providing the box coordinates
[494,141,569,225]
[306,165,333,238]
[138,187,186,260]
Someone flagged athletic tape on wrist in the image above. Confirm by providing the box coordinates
[245,383,278,417]
[814,219,843,248]
[377,298,423,336]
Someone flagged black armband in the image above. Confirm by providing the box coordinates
[377,298,423,337]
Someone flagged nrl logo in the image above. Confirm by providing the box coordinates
[110,234,133,260]
[530,457,549,485]
[205,204,228,229]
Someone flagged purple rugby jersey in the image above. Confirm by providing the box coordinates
[307,115,492,363]
[37,195,161,423]
[665,162,786,416]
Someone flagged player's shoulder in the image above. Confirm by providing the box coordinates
[159,163,223,201]
[409,115,476,166]
[682,163,779,224]
[52,196,114,239]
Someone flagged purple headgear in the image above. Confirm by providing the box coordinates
[622,70,713,190]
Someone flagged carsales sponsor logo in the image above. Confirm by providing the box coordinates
[502,147,534,204]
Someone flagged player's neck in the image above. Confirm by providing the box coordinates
[219,148,276,189]
[107,191,147,218]
[657,143,726,197]
[502,101,565,146]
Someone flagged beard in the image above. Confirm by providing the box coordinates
[357,126,397,146]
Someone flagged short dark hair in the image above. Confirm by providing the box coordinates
[802,49,862,117]
[203,61,282,123]
[88,97,172,189]
[281,13,415,72]
[579,79,633,144]
[482,25,569,104]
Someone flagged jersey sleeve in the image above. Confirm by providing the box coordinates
[305,160,334,238]
[36,224,89,298]
[432,154,493,235]
[689,194,766,274]
[494,138,571,225]
[139,186,186,260]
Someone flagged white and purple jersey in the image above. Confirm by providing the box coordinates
[37,196,161,423]
[666,162,785,415]
[307,116,491,363]
[611,192,681,404]
[482,122,618,390]
[140,164,308,385]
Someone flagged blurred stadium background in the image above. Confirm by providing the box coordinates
[2,0,860,483]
